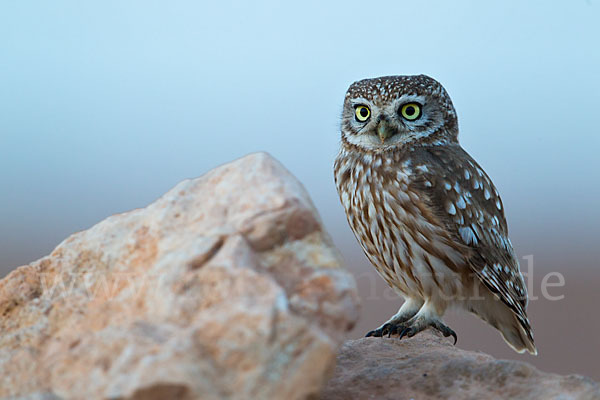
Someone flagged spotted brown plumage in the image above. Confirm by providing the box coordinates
[334,75,536,354]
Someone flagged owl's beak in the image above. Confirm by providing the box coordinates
[377,120,395,143]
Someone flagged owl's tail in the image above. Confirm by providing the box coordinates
[498,312,537,355]
[467,289,537,355]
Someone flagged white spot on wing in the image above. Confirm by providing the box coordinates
[456,196,466,209]
[459,227,478,246]
[484,188,491,200]
[447,202,456,215]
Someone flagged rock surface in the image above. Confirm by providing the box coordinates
[0,152,359,399]
[321,332,600,400]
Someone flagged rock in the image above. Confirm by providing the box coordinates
[321,333,600,400]
[0,152,360,399]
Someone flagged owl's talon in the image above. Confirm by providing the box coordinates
[435,323,458,345]
[386,322,400,337]
[381,323,391,336]
[398,326,412,340]
[365,327,384,337]
[366,322,399,338]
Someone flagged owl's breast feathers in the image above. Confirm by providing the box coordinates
[335,142,532,343]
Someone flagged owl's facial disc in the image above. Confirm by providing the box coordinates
[340,75,459,151]
[342,94,443,150]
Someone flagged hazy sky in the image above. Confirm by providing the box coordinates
[1,0,599,272]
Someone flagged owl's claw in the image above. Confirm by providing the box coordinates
[436,323,458,345]
[366,322,399,337]
[365,322,394,337]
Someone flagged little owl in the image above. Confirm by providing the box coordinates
[334,75,536,354]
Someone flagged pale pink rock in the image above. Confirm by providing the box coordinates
[0,152,359,399]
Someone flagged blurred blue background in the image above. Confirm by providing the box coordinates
[1,0,599,379]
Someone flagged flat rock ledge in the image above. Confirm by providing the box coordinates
[321,333,600,400]
[0,152,359,399]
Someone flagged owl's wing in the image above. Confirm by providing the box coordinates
[409,144,531,336]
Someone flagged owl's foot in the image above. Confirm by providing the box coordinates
[365,299,424,338]
[393,316,457,345]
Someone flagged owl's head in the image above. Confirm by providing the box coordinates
[341,75,458,151]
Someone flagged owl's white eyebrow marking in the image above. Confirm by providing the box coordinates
[349,97,373,106]
[391,94,428,109]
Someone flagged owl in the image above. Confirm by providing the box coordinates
[334,75,536,354]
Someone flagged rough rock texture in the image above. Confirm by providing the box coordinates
[0,152,360,399]
[321,333,600,400]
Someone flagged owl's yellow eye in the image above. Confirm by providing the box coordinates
[400,103,422,121]
[355,105,371,122]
